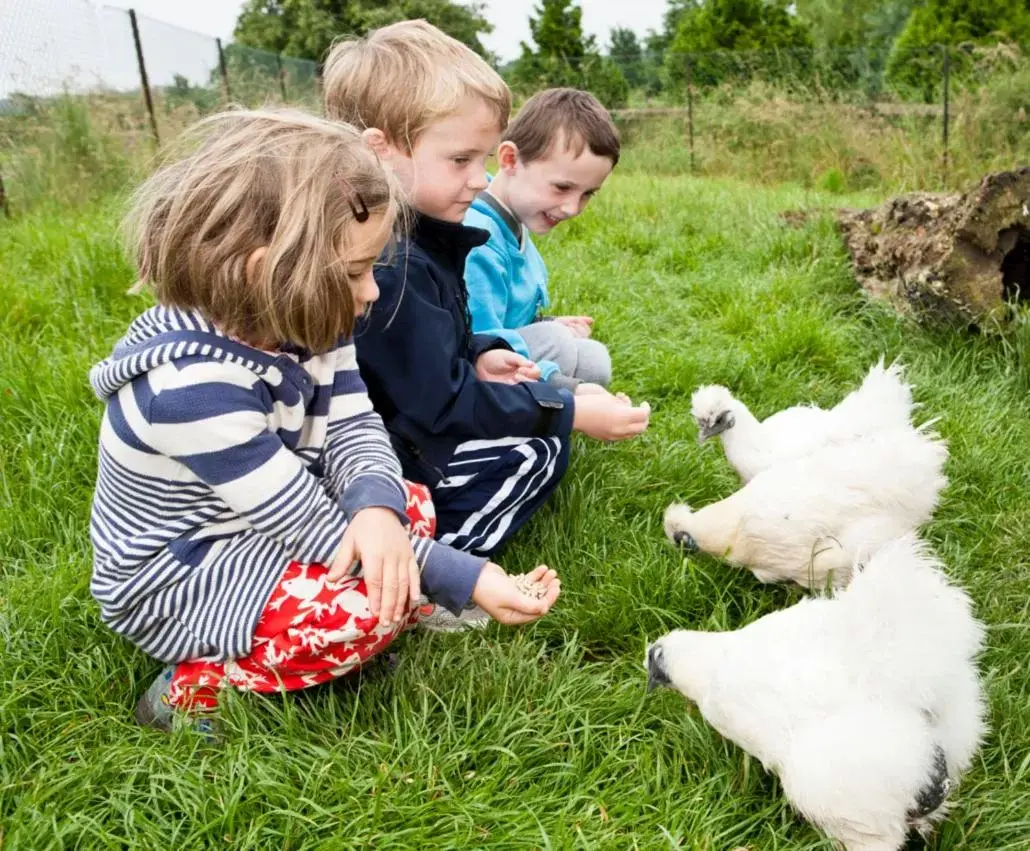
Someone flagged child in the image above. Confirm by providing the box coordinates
[464,88,620,393]
[323,22,649,630]
[88,109,560,731]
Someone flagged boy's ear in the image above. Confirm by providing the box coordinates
[497,141,520,173]
[362,127,391,158]
[245,246,268,285]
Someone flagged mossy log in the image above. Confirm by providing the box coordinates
[837,168,1030,329]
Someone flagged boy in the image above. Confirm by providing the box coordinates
[323,21,649,629]
[464,88,619,393]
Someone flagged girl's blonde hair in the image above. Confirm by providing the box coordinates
[127,108,402,353]
[323,19,511,151]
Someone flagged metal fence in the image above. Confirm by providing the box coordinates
[0,0,322,216]
[1,0,1029,216]
[0,0,319,140]
[514,41,1029,190]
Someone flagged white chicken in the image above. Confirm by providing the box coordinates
[645,535,986,851]
[691,360,916,482]
[664,425,947,588]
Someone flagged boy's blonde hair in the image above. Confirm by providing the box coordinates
[127,108,401,354]
[323,19,511,151]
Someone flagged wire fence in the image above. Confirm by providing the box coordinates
[0,1,321,129]
[0,0,323,215]
[1,0,1029,216]
[511,41,1029,194]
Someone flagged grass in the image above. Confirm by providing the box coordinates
[2,173,1029,849]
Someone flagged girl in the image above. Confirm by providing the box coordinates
[88,109,560,732]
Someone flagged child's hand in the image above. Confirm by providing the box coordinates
[555,316,594,338]
[476,349,541,384]
[471,563,560,625]
[573,394,650,441]
[329,507,420,627]
[575,383,634,406]
[575,382,612,397]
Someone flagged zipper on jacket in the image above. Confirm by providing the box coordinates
[404,439,449,486]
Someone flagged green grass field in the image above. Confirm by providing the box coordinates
[2,174,1029,849]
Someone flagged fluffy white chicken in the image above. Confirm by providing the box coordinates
[691,360,916,482]
[664,425,947,587]
[646,535,986,851]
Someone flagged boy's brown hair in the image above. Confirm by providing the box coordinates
[322,19,511,151]
[505,88,620,166]
[126,108,401,353]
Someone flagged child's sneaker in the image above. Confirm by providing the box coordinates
[416,598,490,632]
[135,666,219,741]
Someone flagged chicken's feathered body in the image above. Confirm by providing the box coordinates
[664,425,947,587]
[692,360,916,482]
[646,536,985,851]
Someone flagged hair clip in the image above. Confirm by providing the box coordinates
[337,174,369,222]
[350,193,369,223]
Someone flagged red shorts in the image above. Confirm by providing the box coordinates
[169,482,436,710]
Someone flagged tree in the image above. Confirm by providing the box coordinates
[669,0,813,54]
[361,0,495,58]
[509,0,629,108]
[791,0,918,96]
[665,0,814,89]
[641,29,669,96]
[525,0,590,61]
[887,0,1030,95]
[233,0,494,64]
[608,27,645,89]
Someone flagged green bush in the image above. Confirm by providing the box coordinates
[886,0,1030,96]
[665,0,813,91]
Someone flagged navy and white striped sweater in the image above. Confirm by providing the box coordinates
[89,306,485,664]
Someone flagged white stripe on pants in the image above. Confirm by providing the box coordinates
[434,436,565,554]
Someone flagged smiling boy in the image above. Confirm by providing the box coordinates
[464,88,620,392]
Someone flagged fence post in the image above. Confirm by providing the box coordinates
[128,9,159,146]
[275,54,288,101]
[0,170,10,219]
[216,38,232,102]
[941,43,950,188]
[685,54,696,173]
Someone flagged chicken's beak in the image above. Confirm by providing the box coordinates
[697,413,734,443]
[646,643,671,692]
[671,530,699,552]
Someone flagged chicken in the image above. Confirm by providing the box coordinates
[664,425,947,588]
[645,535,986,851]
[691,360,916,482]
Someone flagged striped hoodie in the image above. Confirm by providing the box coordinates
[88,306,485,664]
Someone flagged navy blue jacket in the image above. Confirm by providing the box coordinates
[356,214,574,484]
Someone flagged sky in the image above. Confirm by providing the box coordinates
[1,0,669,98]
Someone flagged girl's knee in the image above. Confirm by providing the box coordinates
[403,480,436,538]
[574,339,612,386]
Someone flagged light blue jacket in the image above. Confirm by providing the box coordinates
[463,194,560,381]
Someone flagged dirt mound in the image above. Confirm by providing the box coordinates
[837,168,1030,329]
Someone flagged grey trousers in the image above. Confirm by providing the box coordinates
[518,321,612,386]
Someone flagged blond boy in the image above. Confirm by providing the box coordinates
[324,21,648,629]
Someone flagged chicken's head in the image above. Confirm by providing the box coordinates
[645,630,717,702]
[690,385,737,442]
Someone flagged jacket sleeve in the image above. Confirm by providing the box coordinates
[318,339,409,522]
[141,362,349,567]
[465,243,530,357]
[143,359,486,611]
[358,254,574,443]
